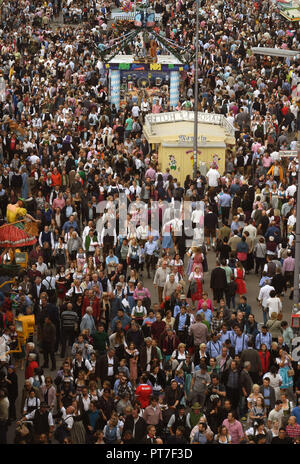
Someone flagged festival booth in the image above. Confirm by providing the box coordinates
[143,111,235,183]
[274,0,300,21]
[111,7,161,21]
[107,54,185,110]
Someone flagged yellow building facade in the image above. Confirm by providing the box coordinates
[143,111,235,184]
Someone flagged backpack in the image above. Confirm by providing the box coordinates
[267,261,276,277]
[54,416,72,443]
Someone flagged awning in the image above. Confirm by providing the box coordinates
[251,47,299,57]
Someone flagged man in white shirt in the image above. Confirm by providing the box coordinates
[286,183,297,198]
[206,166,220,188]
[132,104,140,118]
[266,290,282,319]
[136,222,149,242]
[287,209,296,232]
[243,221,257,240]
[82,220,94,245]
[36,256,48,276]
[270,150,280,162]
[191,202,205,227]
[21,402,55,440]
[258,279,275,325]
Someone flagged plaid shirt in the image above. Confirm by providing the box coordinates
[286,424,300,440]
[210,317,224,334]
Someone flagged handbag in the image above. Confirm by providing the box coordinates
[288,368,295,377]
[16,423,30,437]
[237,251,247,261]
[189,272,198,296]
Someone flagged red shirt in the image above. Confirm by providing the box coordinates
[135,383,153,409]
[25,361,39,380]
[51,172,62,186]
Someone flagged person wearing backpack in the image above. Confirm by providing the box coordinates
[54,396,75,443]
[131,118,141,135]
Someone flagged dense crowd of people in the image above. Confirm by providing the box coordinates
[0,0,299,446]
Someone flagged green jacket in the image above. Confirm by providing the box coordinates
[92,331,109,353]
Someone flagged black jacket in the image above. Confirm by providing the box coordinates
[7,371,18,400]
[165,385,184,407]
[210,266,227,290]
[96,354,119,381]
[82,409,106,433]
[122,415,147,443]
[173,313,190,334]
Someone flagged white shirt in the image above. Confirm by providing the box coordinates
[287,214,296,227]
[191,209,204,224]
[243,224,257,240]
[107,355,114,377]
[61,406,74,430]
[286,185,297,197]
[76,395,91,411]
[132,105,140,117]
[266,296,282,317]
[29,154,40,164]
[270,151,280,162]
[258,284,275,307]
[146,346,152,371]
[42,276,56,290]
[24,396,40,413]
[206,168,220,187]
[36,262,48,275]
[25,408,54,426]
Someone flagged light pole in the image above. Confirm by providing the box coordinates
[293,132,300,311]
[193,0,199,180]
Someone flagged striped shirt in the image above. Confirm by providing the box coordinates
[61,310,79,329]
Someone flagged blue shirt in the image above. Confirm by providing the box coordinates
[255,332,272,350]
[88,410,99,430]
[219,193,232,207]
[143,316,156,326]
[111,313,131,331]
[106,255,119,267]
[65,205,74,218]
[262,387,270,407]
[62,220,78,232]
[219,330,234,345]
[178,314,188,331]
[259,276,269,287]
[173,304,181,318]
[292,406,300,425]
[230,184,240,195]
[232,333,249,354]
[144,241,158,255]
[206,340,222,358]
[197,309,213,324]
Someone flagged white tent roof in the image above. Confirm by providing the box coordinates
[251,47,299,57]
[108,54,183,65]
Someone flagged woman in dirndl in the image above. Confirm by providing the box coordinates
[188,265,203,310]
[276,349,294,395]
[161,220,173,252]
[0,198,38,249]
[186,246,204,276]
[234,261,247,296]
